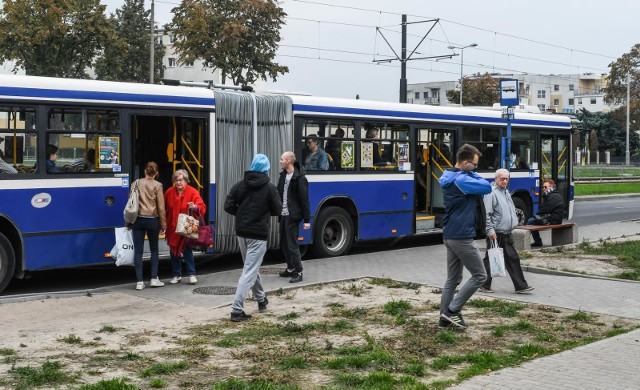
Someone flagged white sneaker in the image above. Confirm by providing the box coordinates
[189,275,197,284]
[135,282,144,290]
[150,278,165,287]
[169,276,182,284]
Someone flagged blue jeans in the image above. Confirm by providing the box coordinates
[132,216,160,282]
[232,237,267,314]
[441,238,487,313]
[171,245,196,277]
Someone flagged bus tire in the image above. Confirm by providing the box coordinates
[312,206,354,258]
[512,197,530,226]
[0,233,16,294]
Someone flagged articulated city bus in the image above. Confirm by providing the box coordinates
[0,75,573,293]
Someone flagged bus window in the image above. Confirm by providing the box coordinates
[360,122,410,170]
[511,129,537,170]
[47,108,120,173]
[461,126,500,170]
[0,107,37,175]
[300,119,355,171]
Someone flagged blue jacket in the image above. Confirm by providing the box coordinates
[439,168,491,239]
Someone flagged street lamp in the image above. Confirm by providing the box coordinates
[447,43,478,105]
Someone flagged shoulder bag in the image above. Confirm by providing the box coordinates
[123,180,139,224]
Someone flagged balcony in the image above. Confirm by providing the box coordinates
[574,89,603,97]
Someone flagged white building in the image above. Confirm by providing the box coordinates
[408,73,620,113]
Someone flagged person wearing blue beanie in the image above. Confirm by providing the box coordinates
[224,153,282,321]
[250,154,270,175]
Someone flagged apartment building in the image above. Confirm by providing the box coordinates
[408,73,620,113]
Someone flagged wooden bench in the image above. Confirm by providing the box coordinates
[512,223,578,251]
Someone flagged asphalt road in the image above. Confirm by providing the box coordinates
[2,196,638,297]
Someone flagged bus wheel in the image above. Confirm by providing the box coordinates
[513,198,530,226]
[0,233,16,294]
[312,206,354,258]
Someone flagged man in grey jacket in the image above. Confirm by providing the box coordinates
[480,169,533,294]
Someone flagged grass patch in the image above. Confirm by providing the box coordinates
[574,182,640,196]
[467,298,525,317]
[98,325,118,333]
[212,378,301,389]
[78,377,140,389]
[139,361,189,378]
[11,361,76,389]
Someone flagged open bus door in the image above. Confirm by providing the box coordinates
[540,134,571,219]
[415,128,454,232]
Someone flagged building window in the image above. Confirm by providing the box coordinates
[578,98,582,105]
[553,85,559,91]
[168,58,176,68]
[431,89,439,98]
[590,98,597,104]
[537,104,545,111]
[537,90,546,98]
[423,92,428,99]
[185,61,194,68]
[414,92,419,99]
[569,98,574,105]
[553,99,559,106]
[168,34,175,43]
[569,84,574,91]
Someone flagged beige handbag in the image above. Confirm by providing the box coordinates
[175,212,199,239]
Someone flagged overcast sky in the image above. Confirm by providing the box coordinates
[104,0,640,102]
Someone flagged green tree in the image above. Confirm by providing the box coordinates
[604,43,640,105]
[575,108,640,156]
[167,0,288,86]
[446,73,499,106]
[95,0,165,83]
[0,0,113,77]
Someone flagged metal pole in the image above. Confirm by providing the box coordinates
[149,0,155,84]
[459,48,464,105]
[399,14,407,103]
[626,74,630,166]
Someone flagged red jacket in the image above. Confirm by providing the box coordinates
[164,185,206,256]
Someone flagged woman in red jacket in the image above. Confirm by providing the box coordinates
[164,169,206,284]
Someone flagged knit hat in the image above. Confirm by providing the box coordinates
[250,154,270,174]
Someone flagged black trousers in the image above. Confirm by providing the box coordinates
[279,216,303,273]
[482,232,529,291]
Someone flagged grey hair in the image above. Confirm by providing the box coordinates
[172,169,190,183]
[494,168,510,178]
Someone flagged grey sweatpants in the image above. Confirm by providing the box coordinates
[231,237,267,314]
[441,238,487,313]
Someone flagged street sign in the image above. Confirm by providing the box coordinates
[500,79,519,106]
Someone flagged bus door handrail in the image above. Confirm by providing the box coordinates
[180,134,204,190]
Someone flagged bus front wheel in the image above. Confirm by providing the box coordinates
[512,197,530,226]
[312,206,354,258]
[0,233,16,294]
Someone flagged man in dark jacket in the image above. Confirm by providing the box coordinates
[277,151,311,283]
[224,154,282,321]
[438,144,492,329]
[528,179,565,247]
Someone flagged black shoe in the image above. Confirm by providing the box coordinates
[289,272,303,283]
[440,309,467,329]
[531,242,543,247]
[230,311,252,322]
[438,317,452,329]
[279,269,295,277]
[258,297,269,312]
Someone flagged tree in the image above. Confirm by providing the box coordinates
[446,73,499,106]
[575,108,640,157]
[167,0,288,86]
[94,0,165,83]
[0,0,114,77]
[604,43,640,105]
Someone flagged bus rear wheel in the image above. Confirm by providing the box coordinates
[312,206,354,258]
[0,233,16,294]
[512,197,530,226]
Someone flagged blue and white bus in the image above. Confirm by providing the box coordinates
[0,75,573,293]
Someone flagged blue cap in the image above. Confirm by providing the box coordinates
[250,154,270,174]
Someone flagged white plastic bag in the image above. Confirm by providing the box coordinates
[488,239,506,277]
[109,227,134,266]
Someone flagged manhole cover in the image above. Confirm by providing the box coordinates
[192,286,237,295]
[260,267,285,275]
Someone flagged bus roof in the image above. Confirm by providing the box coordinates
[0,74,215,109]
[289,95,572,129]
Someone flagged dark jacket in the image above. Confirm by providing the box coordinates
[439,168,492,239]
[277,162,311,224]
[224,171,282,240]
[536,189,564,225]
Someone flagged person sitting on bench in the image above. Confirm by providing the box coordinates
[527,179,565,247]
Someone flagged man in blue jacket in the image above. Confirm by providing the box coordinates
[439,144,492,329]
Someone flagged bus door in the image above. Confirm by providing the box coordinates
[540,133,571,218]
[415,128,454,231]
